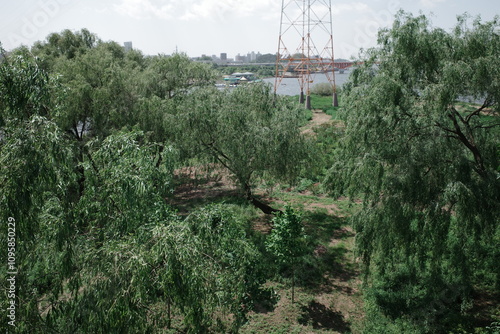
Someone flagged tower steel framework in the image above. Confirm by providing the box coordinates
[274,0,338,108]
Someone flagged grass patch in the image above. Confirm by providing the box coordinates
[310,94,341,118]
[286,93,342,119]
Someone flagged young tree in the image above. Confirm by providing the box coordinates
[178,83,311,213]
[327,12,500,331]
[266,207,308,303]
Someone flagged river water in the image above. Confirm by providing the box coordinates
[262,70,352,96]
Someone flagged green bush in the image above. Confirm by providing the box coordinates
[311,82,334,96]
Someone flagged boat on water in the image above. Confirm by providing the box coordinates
[222,72,261,85]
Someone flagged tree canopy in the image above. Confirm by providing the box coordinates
[0,29,310,332]
[327,12,500,331]
[178,83,311,213]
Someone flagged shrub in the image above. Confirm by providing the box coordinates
[310,82,334,96]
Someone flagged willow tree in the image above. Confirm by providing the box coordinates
[31,28,98,70]
[179,83,311,214]
[142,53,217,100]
[0,46,78,332]
[327,12,500,331]
[1,43,263,333]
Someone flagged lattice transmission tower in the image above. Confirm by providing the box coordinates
[274,0,338,109]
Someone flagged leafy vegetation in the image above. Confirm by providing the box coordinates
[1,11,499,333]
[177,83,312,214]
[310,83,334,97]
[216,64,275,78]
[327,11,500,333]
[266,207,308,303]
[0,30,311,333]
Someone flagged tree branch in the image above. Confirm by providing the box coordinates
[85,150,123,216]
[447,108,486,177]
[80,117,86,140]
[464,98,492,124]
[473,123,500,130]
[201,140,233,173]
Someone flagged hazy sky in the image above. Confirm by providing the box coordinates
[0,0,498,59]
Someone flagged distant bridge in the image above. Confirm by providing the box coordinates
[334,62,357,70]
[216,61,358,69]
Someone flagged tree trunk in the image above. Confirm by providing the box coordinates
[76,144,85,198]
[155,144,164,169]
[167,296,171,329]
[250,197,282,215]
[243,182,281,215]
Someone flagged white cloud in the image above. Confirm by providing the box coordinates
[114,0,174,20]
[180,0,279,21]
[113,0,279,21]
[180,0,236,21]
[419,0,447,8]
[332,2,370,15]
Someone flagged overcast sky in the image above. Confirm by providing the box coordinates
[0,0,498,59]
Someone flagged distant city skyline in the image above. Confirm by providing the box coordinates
[1,1,499,59]
[193,51,265,62]
[122,40,272,60]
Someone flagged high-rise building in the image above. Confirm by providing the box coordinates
[235,53,246,62]
[124,41,133,52]
[220,53,227,61]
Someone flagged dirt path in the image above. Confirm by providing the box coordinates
[301,110,333,135]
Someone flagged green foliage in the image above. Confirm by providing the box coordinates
[143,53,216,100]
[135,53,216,144]
[309,93,340,118]
[123,204,263,333]
[0,53,52,123]
[32,28,98,70]
[0,31,272,333]
[216,64,275,77]
[1,123,260,332]
[266,207,307,264]
[178,83,312,207]
[309,122,344,179]
[256,53,277,63]
[281,95,312,125]
[327,11,500,332]
[77,131,176,236]
[310,82,334,96]
[266,207,308,303]
[51,43,139,140]
[183,205,263,330]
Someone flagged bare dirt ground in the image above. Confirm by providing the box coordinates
[301,110,334,135]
